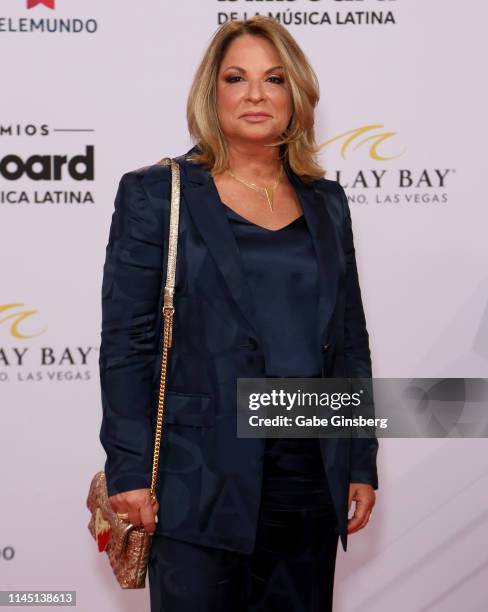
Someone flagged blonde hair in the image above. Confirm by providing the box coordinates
[186,16,325,183]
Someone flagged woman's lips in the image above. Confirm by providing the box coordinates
[241,113,271,122]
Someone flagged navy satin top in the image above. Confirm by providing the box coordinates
[222,202,333,507]
[222,202,322,378]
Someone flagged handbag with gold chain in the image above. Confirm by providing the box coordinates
[86,157,181,589]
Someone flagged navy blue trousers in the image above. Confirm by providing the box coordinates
[148,438,339,611]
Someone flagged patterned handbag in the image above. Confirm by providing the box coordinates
[86,157,181,588]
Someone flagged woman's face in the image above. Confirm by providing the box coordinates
[216,34,293,147]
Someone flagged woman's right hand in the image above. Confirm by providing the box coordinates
[108,488,159,535]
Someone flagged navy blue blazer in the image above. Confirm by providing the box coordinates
[98,145,379,554]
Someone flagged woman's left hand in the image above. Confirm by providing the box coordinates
[347,483,376,534]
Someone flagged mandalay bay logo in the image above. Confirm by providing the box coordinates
[0,303,97,382]
[320,124,455,205]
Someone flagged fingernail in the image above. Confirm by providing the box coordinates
[155,515,158,523]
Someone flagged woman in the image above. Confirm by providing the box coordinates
[99,15,378,612]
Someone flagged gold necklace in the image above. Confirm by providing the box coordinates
[227,165,284,212]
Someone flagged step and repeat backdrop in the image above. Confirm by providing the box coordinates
[1,1,487,610]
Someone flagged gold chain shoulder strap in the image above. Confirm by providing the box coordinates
[149,157,181,502]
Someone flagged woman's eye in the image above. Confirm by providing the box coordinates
[225,75,243,83]
[267,76,285,84]
[223,75,285,84]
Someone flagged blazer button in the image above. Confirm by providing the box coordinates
[248,337,258,350]
[238,336,259,350]
[322,343,331,352]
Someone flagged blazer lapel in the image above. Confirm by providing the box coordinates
[179,149,343,343]
[286,168,344,343]
[181,158,260,336]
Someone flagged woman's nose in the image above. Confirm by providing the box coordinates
[245,79,266,101]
